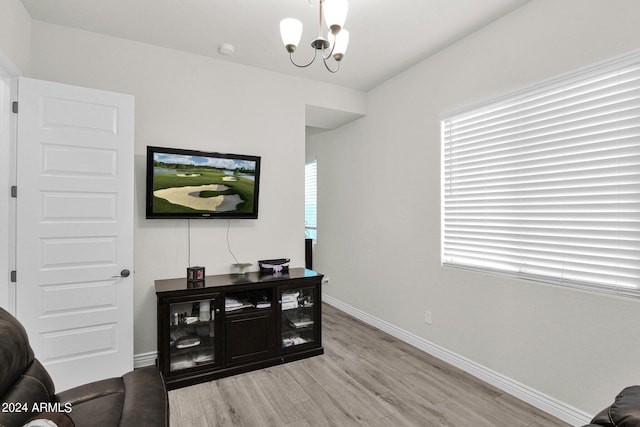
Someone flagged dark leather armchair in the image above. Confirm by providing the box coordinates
[584,386,640,427]
[0,307,168,427]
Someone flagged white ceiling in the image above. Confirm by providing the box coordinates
[21,0,531,92]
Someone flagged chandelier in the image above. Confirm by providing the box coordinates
[279,0,350,73]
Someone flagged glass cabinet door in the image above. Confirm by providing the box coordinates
[280,286,316,350]
[168,296,220,372]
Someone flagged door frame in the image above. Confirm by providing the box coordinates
[0,48,20,314]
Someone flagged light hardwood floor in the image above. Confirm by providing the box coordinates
[169,303,570,426]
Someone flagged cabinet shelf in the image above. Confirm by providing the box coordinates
[225,306,273,316]
[282,306,314,312]
[156,268,323,390]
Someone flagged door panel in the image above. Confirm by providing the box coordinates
[16,77,134,392]
[226,312,275,365]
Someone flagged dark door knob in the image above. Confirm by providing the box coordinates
[120,269,131,278]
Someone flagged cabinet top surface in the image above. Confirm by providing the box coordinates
[155,268,323,294]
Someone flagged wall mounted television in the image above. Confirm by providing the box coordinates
[146,146,261,219]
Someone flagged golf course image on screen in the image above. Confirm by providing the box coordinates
[151,151,258,215]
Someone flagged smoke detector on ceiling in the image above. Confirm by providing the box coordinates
[219,43,235,56]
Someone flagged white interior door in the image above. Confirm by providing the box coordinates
[16,77,135,392]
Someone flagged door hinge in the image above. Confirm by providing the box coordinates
[10,271,16,283]
[10,186,17,198]
[11,101,18,114]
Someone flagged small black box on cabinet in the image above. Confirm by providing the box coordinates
[187,266,205,287]
[187,266,205,280]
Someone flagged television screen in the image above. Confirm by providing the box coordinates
[146,146,261,219]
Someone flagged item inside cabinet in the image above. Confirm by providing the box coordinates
[191,349,214,363]
[282,336,309,347]
[175,336,200,349]
[171,353,195,371]
[286,313,314,328]
[225,297,254,312]
[225,288,273,312]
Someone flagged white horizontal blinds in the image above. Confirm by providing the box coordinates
[442,51,640,295]
[305,161,317,239]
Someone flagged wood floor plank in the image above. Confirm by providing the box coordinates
[302,355,397,423]
[292,380,363,426]
[182,382,232,427]
[245,370,305,425]
[169,303,571,427]
[262,365,311,405]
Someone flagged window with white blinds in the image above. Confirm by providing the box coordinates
[305,160,317,240]
[442,51,640,297]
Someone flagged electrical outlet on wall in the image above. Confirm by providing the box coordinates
[425,310,432,325]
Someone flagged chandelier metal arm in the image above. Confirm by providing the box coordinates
[289,48,319,68]
[321,57,340,73]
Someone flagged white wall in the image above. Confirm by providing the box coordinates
[308,0,640,418]
[28,20,365,356]
[0,0,30,75]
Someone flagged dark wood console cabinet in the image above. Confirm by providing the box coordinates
[155,268,323,389]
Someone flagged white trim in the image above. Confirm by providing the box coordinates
[0,79,10,312]
[0,48,19,314]
[134,351,158,368]
[322,294,592,426]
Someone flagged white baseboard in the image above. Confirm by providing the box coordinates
[134,351,157,369]
[322,294,592,427]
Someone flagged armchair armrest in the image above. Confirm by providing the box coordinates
[119,367,168,427]
[585,386,640,427]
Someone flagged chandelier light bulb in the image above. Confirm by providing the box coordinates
[330,29,349,61]
[323,0,348,35]
[280,18,303,53]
